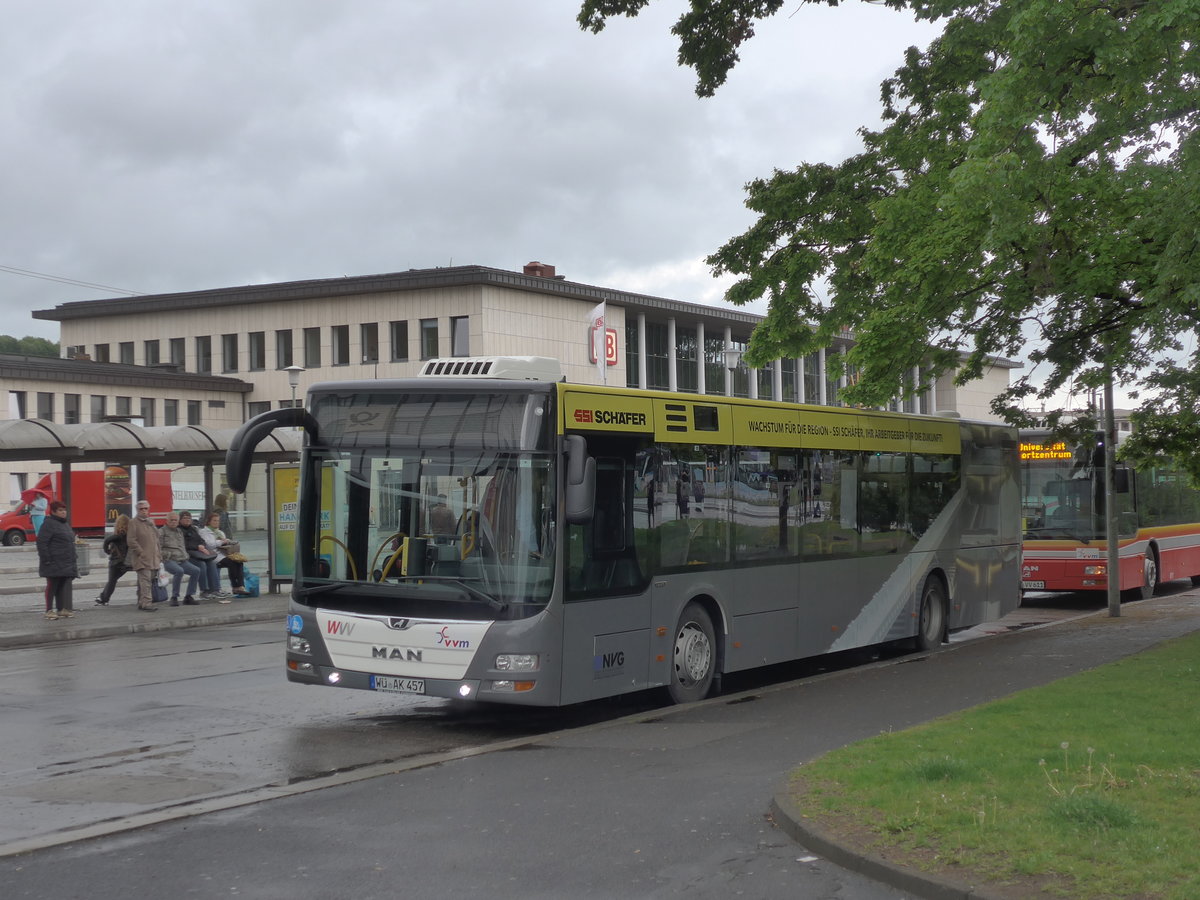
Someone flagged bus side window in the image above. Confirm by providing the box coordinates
[566,458,645,597]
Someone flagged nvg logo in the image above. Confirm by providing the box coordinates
[287,615,304,635]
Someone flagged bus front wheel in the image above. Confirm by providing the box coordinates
[2,529,25,547]
[668,602,716,704]
[915,576,947,652]
[1122,550,1159,602]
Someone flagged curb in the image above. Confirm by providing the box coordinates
[769,791,1003,900]
[0,602,286,650]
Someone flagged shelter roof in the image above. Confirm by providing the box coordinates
[0,419,298,464]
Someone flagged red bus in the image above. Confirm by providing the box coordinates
[1020,431,1200,599]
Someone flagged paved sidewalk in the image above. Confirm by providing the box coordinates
[0,542,287,649]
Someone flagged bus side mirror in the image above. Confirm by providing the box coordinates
[564,435,595,525]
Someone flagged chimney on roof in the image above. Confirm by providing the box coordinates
[523,261,556,278]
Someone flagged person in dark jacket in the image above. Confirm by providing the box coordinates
[95,514,131,606]
[37,500,78,620]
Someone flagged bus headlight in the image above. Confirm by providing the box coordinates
[1082,565,1106,576]
[494,653,539,672]
[288,636,312,655]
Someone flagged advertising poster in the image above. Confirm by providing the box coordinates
[103,464,132,528]
[271,464,299,581]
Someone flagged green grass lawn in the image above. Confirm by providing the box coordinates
[791,631,1200,899]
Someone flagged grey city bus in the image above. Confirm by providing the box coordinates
[226,357,1021,706]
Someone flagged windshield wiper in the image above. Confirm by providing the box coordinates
[295,582,357,598]
[393,575,507,611]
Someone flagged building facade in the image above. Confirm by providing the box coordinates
[9,260,1018,505]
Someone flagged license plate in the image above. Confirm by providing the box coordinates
[370,675,426,694]
[1021,580,1045,590]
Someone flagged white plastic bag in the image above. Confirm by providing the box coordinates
[157,564,170,588]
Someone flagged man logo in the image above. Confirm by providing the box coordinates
[387,618,414,630]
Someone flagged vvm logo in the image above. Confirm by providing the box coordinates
[437,626,471,649]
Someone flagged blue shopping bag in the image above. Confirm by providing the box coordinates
[242,571,260,597]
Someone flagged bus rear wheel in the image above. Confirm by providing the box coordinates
[668,602,716,704]
[2,529,25,547]
[915,576,946,652]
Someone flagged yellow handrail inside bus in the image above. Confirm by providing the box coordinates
[319,535,358,581]
[371,533,405,577]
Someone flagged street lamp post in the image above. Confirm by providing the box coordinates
[285,365,305,410]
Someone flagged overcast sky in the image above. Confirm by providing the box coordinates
[3,0,940,343]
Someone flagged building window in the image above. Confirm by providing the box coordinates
[645,322,669,391]
[625,322,639,388]
[420,318,439,360]
[91,394,107,422]
[331,324,350,366]
[221,333,239,373]
[140,398,155,426]
[276,329,293,368]
[195,336,212,374]
[64,345,85,359]
[361,323,379,364]
[94,344,110,363]
[390,321,409,362]
[164,399,179,426]
[249,332,266,370]
[450,316,470,357]
[9,390,27,419]
[247,400,271,418]
[781,358,798,403]
[117,341,134,365]
[704,334,725,395]
[115,396,132,418]
[676,326,697,393]
[169,338,186,368]
[303,327,321,368]
[64,394,81,425]
[187,400,202,425]
[37,392,54,420]
[144,340,160,366]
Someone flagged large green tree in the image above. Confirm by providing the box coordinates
[0,335,59,357]
[579,0,1200,471]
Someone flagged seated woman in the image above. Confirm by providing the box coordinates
[179,511,228,600]
[200,511,250,598]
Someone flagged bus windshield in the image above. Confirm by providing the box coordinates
[299,446,556,614]
[1021,442,1133,541]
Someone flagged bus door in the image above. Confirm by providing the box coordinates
[562,447,653,702]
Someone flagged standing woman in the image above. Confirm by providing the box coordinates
[96,514,131,606]
[37,500,78,620]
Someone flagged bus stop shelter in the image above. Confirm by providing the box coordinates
[0,418,300,517]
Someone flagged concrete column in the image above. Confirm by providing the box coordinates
[772,359,783,402]
[797,357,806,404]
[748,365,759,400]
[667,318,678,392]
[637,314,647,390]
[817,347,827,406]
[724,327,733,397]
